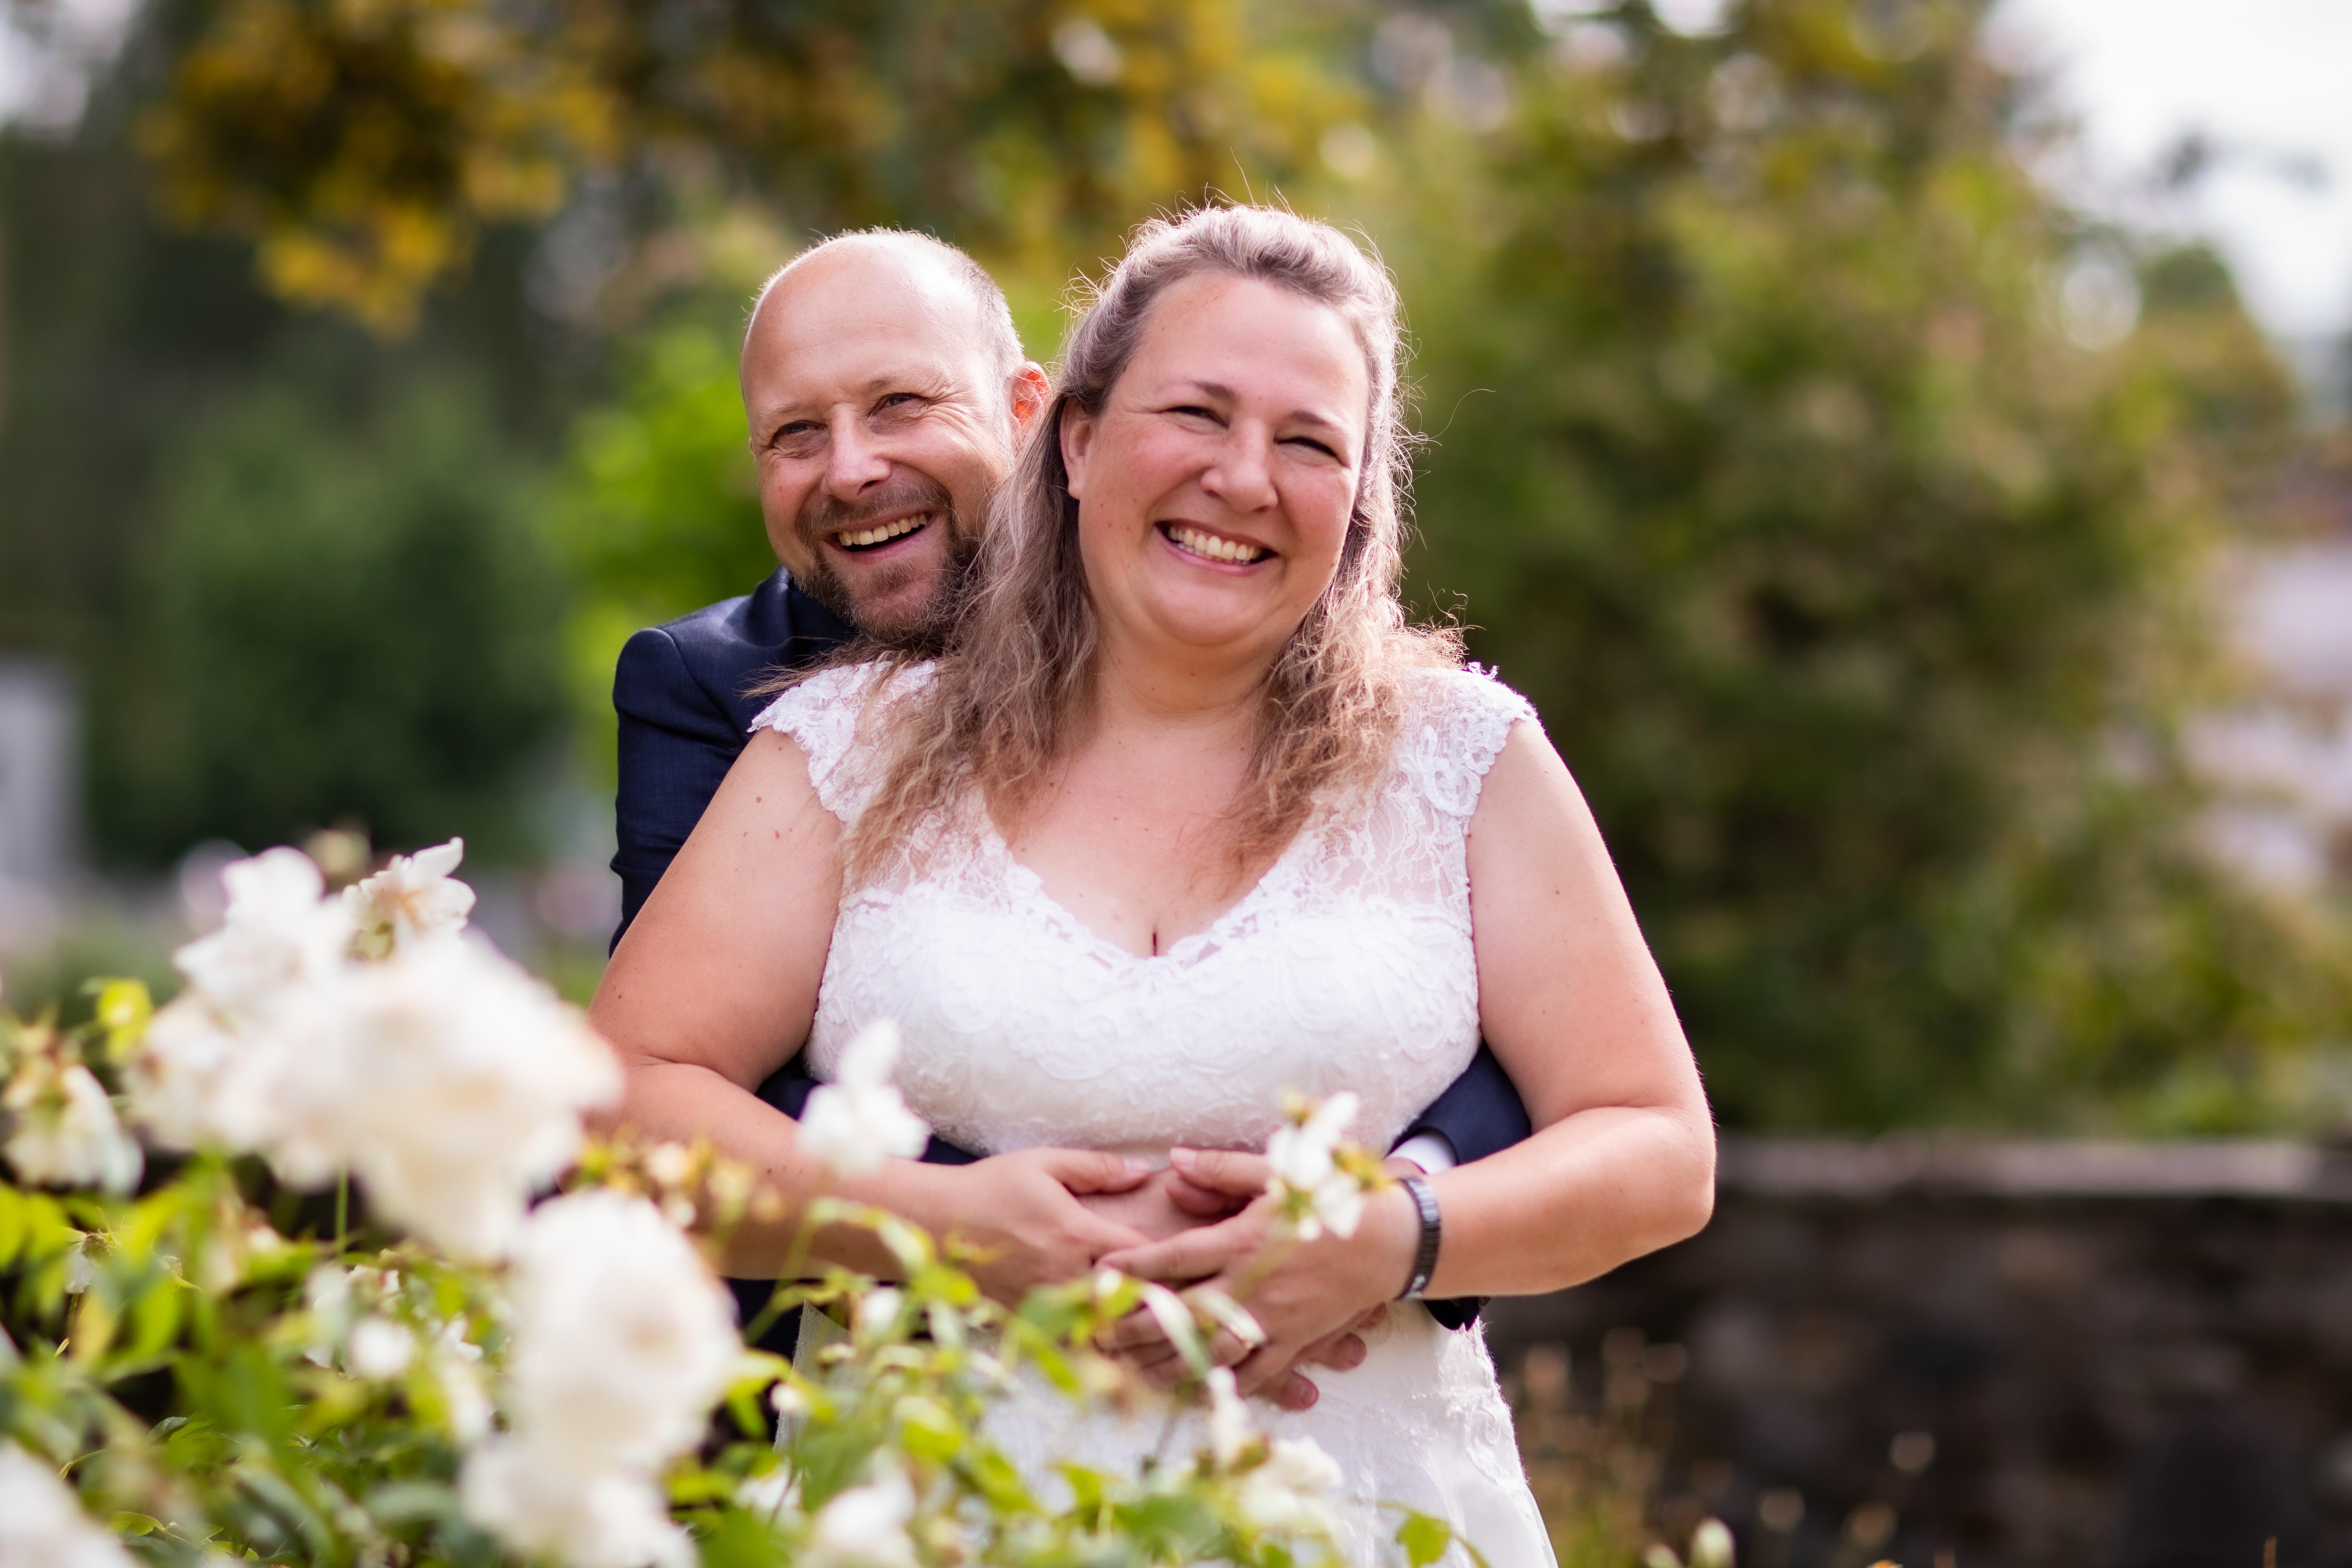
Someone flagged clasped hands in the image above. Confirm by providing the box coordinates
[978,1146,1418,1413]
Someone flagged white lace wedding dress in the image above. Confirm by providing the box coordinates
[755,661,1557,1566]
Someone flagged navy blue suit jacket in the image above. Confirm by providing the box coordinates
[611,569,1530,1334]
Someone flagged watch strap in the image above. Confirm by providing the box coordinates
[1395,1172,1442,1300]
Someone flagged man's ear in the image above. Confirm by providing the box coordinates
[1060,402,1096,501]
[1009,362,1051,432]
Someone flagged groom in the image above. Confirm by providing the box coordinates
[610,230,1529,1393]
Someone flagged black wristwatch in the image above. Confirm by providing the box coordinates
[1394,1172,1443,1300]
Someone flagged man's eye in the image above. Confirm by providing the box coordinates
[874,393,922,415]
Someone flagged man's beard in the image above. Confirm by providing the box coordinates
[792,477,981,655]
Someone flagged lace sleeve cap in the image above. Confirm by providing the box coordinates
[748,661,926,823]
[1396,666,1540,820]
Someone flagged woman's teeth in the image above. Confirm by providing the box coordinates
[1166,524,1270,565]
[835,513,931,550]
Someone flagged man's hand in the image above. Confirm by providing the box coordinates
[886,1147,1156,1304]
[1093,1148,1419,1407]
[1076,1165,1249,1242]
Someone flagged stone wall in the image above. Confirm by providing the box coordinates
[1487,1140,2352,1568]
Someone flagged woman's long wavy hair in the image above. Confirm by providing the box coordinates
[842,205,1461,883]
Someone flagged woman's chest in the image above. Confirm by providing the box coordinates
[809,876,1481,1157]
[1000,762,1270,962]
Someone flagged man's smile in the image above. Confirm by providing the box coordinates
[830,511,937,553]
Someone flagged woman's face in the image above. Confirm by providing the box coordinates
[1061,274,1370,673]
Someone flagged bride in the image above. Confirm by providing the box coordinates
[591,205,1714,1561]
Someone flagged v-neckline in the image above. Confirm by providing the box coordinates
[983,823,1311,965]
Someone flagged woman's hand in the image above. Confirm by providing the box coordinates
[1075,1164,1249,1241]
[1093,1148,1417,1403]
[882,1147,1158,1304]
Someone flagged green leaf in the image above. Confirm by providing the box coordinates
[0,1186,25,1267]
[1398,1512,1455,1567]
[363,1480,458,1523]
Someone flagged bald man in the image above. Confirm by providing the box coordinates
[608,231,1531,1400]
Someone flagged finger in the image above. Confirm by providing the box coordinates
[1353,1303,1388,1334]
[1167,1147,1274,1197]
[1042,1149,1154,1195]
[1269,1369,1322,1412]
[1303,1332,1367,1373]
[1115,1340,1185,1377]
[1071,1214,1154,1260]
[1233,1345,1296,1400]
[1097,1224,1243,1284]
[1099,1307,1170,1353]
[1165,1177,1248,1219]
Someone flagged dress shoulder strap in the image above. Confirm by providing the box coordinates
[748,660,934,825]
[1389,666,1540,821]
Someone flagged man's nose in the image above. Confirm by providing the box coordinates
[1201,427,1277,513]
[822,417,893,499]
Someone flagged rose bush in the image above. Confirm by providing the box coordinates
[0,841,1484,1567]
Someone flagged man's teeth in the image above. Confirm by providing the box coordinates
[1167,524,1269,564]
[835,513,931,549]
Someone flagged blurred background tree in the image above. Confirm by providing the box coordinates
[0,0,2343,1127]
[1372,0,2345,1126]
[109,374,566,861]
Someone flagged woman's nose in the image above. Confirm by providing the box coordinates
[1201,428,1277,513]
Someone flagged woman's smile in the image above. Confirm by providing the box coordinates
[1159,521,1272,567]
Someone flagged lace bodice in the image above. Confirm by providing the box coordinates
[754,662,1536,1163]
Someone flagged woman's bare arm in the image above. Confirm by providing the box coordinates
[590,728,1154,1294]
[1429,720,1716,1296]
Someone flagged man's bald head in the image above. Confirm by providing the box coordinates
[744,229,1023,383]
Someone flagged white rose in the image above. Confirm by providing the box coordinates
[274,940,620,1258]
[126,994,287,1153]
[804,1456,919,1568]
[1206,1366,1256,1470]
[174,848,352,1017]
[3,1056,141,1194]
[0,1442,136,1568]
[346,839,476,959]
[460,1442,693,1568]
[797,1020,929,1177]
[1264,1091,1365,1240]
[460,1193,738,1568]
[347,1317,416,1381]
[1235,1437,1346,1536]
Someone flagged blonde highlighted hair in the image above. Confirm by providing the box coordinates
[842,205,1461,880]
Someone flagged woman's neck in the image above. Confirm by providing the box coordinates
[1088,629,1273,741]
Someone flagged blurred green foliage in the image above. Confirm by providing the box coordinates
[1382,0,2346,1126]
[102,377,567,863]
[4,0,2346,1128]
[131,0,1361,332]
[546,319,770,784]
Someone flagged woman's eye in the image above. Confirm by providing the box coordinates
[1284,436,1342,460]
